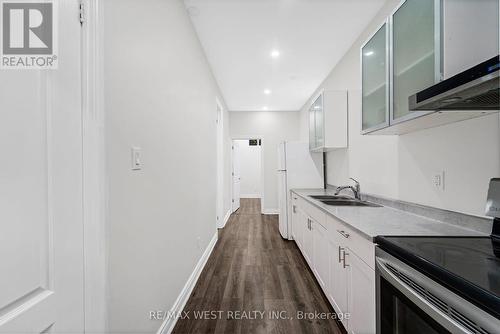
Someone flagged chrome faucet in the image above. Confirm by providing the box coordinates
[335,178,361,200]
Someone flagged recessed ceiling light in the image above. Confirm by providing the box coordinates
[264,89,272,95]
[364,51,374,56]
[270,50,280,58]
[262,106,268,111]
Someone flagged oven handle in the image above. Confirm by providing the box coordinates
[376,257,470,334]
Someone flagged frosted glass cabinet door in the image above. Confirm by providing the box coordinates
[309,106,316,150]
[362,22,388,133]
[392,0,440,121]
[313,94,324,149]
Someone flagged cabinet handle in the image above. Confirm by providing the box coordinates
[338,246,343,263]
[337,230,350,239]
[342,250,349,269]
[292,205,296,213]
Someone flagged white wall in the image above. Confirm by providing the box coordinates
[230,111,300,213]
[299,0,500,217]
[103,0,227,332]
[235,139,262,198]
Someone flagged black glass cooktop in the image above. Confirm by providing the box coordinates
[376,235,500,319]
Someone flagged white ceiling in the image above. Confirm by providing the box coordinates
[184,0,386,111]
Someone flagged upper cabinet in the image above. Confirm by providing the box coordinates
[309,90,348,151]
[361,22,389,134]
[310,93,324,150]
[361,0,499,135]
[309,102,317,150]
[391,0,440,123]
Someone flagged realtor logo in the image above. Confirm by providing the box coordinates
[1,0,58,69]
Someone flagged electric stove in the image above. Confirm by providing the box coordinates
[376,235,500,319]
[375,179,500,333]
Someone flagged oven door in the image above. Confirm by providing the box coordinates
[376,248,499,334]
[378,272,451,334]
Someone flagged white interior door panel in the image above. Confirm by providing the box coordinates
[0,1,84,333]
[232,141,241,212]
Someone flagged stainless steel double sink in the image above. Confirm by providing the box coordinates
[308,195,381,207]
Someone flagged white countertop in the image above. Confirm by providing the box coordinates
[291,189,487,241]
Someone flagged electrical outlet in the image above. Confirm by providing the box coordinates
[432,171,445,191]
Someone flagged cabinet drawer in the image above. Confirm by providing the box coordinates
[327,215,375,270]
[298,197,327,229]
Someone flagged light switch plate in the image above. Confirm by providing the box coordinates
[432,170,445,191]
[131,147,142,170]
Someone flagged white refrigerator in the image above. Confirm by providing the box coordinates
[277,142,324,240]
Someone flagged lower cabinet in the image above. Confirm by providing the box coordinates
[312,221,329,292]
[328,236,349,330]
[302,215,314,266]
[291,200,301,247]
[347,250,376,334]
[291,193,376,334]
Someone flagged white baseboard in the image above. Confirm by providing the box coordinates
[240,194,261,199]
[218,209,231,229]
[157,232,218,334]
[262,208,279,215]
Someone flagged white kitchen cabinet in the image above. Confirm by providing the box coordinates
[361,21,389,134]
[347,250,376,334]
[328,236,349,330]
[303,216,314,266]
[291,192,376,334]
[361,0,499,135]
[441,0,499,79]
[295,208,306,253]
[291,196,300,245]
[309,103,317,151]
[309,90,348,152]
[312,221,329,292]
[391,0,440,124]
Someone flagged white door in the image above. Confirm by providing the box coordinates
[232,141,241,212]
[0,1,84,333]
[216,101,224,226]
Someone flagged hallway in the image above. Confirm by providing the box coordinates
[172,199,344,334]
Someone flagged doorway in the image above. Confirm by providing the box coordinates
[232,138,263,213]
[216,98,224,228]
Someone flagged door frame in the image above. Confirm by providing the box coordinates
[231,136,265,214]
[81,0,107,332]
[215,97,225,228]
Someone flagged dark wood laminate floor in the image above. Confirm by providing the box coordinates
[172,198,345,334]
